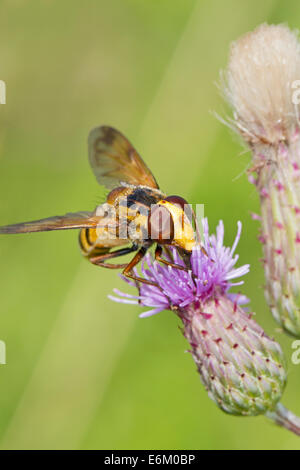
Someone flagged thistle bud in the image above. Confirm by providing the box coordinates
[182,295,285,416]
[225,24,300,337]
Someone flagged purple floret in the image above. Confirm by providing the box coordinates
[109,219,250,318]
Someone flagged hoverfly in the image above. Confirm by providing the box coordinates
[0,126,203,286]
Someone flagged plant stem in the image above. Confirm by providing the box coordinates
[266,403,300,437]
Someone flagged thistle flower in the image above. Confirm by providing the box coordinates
[224,24,300,338]
[109,219,300,434]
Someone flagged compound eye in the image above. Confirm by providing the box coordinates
[164,195,192,222]
[164,195,188,209]
[148,204,174,243]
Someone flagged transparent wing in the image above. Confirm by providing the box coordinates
[88,126,159,190]
[0,211,102,234]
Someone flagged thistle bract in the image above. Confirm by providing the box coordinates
[225,24,300,337]
[182,296,285,416]
[110,219,287,417]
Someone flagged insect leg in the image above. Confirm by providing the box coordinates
[124,247,185,309]
[89,245,137,269]
[155,245,190,272]
[122,246,158,287]
[155,246,210,287]
[200,245,209,257]
[163,246,174,262]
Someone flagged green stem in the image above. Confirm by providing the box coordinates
[266,403,300,437]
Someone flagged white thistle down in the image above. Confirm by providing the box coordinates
[225,23,300,144]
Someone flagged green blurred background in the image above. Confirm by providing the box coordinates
[0,0,299,450]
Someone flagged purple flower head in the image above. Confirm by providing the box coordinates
[109,217,289,424]
[109,218,250,317]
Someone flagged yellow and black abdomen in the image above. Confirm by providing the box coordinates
[79,228,110,258]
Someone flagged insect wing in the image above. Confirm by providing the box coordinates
[0,211,101,234]
[88,126,159,190]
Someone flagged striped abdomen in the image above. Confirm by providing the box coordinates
[79,228,110,258]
